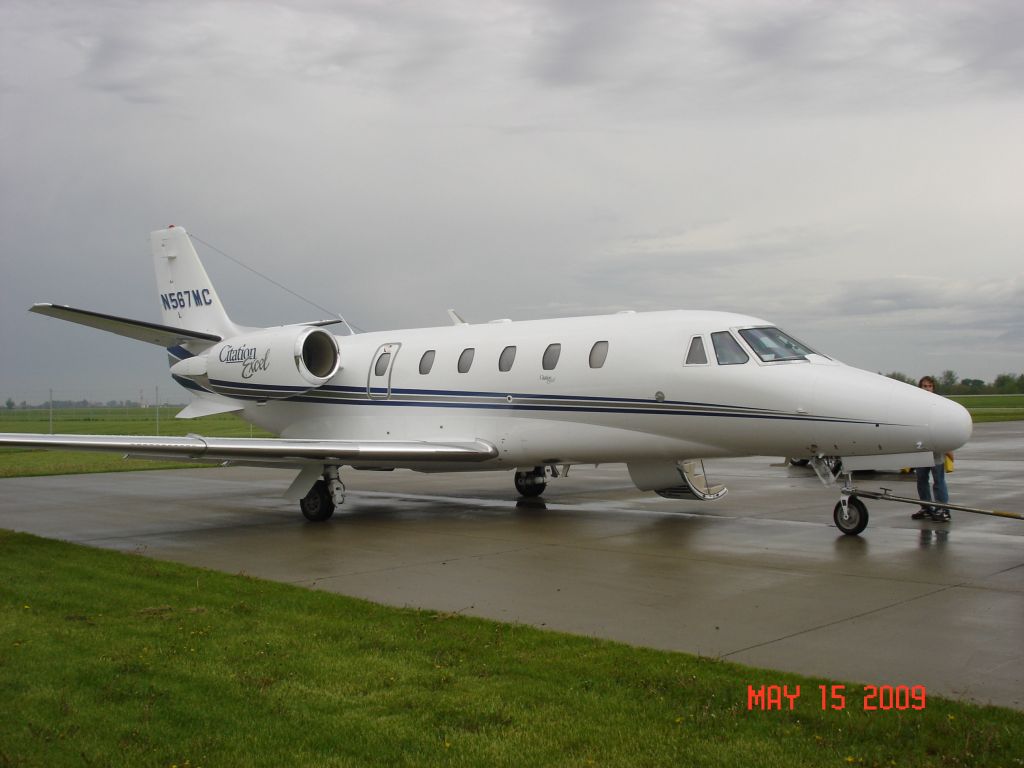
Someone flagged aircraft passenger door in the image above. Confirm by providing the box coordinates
[367,343,401,400]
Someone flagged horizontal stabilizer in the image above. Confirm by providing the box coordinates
[0,433,498,467]
[300,319,345,328]
[30,304,221,347]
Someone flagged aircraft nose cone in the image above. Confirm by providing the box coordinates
[931,397,972,453]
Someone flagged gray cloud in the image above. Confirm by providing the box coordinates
[1,0,1022,400]
[527,0,656,88]
[939,0,1024,90]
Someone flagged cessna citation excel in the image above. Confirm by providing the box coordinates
[0,226,972,536]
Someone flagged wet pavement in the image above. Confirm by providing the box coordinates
[2,421,1021,710]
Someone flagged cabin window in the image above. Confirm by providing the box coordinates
[738,327,816,362]
[542,343,561,371]
[589,341,609,369]
[458,347,475,373]
[419,350,435,375]
[374,352,391,377]
[711,331,749,365]
[499,345,516,372]
[685,336,708,365]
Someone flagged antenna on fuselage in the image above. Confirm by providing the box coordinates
[189,231,361,331]
[447,309,468,325]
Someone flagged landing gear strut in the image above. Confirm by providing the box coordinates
[299,465,346,522]
[514,466,547,498]
[831,465,868,536]
[300,480,335,522]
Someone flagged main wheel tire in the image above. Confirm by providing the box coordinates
[300,480,335,522]
[514,470,546,498]
[833,496,868,536]
[789,458,810,467]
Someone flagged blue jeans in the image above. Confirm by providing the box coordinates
[916,462,949,511]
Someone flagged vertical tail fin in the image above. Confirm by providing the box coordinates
[151,225,240,339]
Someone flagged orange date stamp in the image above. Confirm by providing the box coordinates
[746,684,927,711]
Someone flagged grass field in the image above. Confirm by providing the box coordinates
[2,530,1021,767]
[0,408,272,478]
[949,394,1024,423]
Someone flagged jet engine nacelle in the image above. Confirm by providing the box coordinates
[172,326,340,399]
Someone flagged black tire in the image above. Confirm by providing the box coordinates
[300,480,335,522]
[514,470,546,498]
[789,458,810,467]
[833,496,868,536]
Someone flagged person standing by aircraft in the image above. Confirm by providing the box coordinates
[912,376,953,522]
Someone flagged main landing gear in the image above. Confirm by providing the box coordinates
[514,466,548,498]
[300,466,346,522]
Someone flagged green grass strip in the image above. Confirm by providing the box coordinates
[1,530,1021,767]
[0,410,271,478]
[949,395,1024,423]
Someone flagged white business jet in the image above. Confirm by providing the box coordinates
[0,226,972,535]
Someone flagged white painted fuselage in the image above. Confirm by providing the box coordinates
[212,309,971,472]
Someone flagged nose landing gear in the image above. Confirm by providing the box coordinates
[833,494,868,536]
[833,483,1023,535]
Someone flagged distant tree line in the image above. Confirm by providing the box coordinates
[3,399,183,409]
[884,371,1024,395]
[6,374,1023,411]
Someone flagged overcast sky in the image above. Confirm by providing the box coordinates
[2,0,1022,403]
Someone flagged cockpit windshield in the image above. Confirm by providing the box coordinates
[738,327,817,362]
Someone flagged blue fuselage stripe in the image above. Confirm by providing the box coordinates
[166,372,894,427]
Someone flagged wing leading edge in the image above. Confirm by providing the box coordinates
[0,433,498,466]
[29,304,221,346]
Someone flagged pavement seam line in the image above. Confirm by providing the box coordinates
[720,581,969,659]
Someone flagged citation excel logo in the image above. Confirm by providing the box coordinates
[219,344,270,379]
[160,288,213,311]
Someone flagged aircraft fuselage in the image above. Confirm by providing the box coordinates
[181,309,970,471]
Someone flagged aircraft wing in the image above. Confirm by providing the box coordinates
[29,304,222,346]
[0,433,498,466]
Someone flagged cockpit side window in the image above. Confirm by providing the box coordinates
[739,327,816,362]
[685,336,708,365]
[711,331,749,365]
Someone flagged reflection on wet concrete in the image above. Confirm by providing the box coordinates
[919,529,950,548]
[514,498,548,514]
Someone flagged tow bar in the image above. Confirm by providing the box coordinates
[834,483,1024,536]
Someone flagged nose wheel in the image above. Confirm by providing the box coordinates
[834,495,868,536]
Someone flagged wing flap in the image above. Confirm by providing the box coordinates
[30,304,221,346]
[0,433,498,466]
